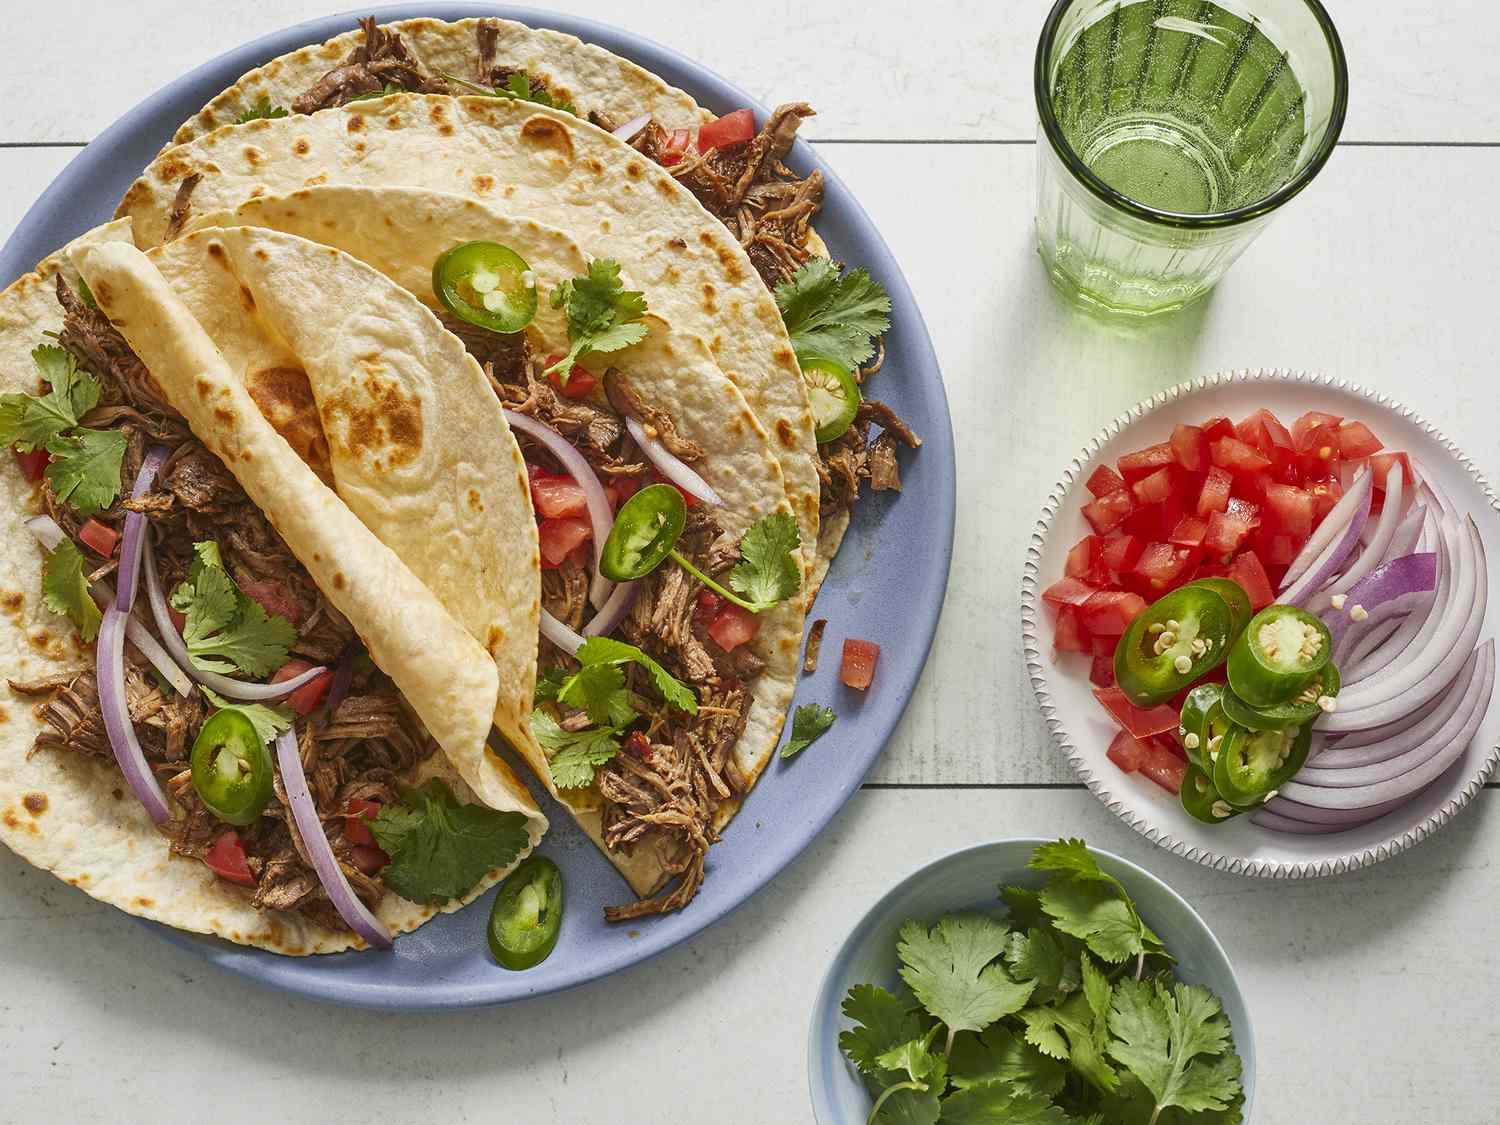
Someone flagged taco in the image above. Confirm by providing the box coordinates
[122,15,920,591]
[0,224,545,953]
[185,186,805,918]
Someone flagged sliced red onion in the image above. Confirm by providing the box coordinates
[1417,463,1455,515]
[114,446,166,614]
[539,608,585,657]
[1283,640,1494,809]
[1280,465,1373,590]
[1321,671,1456,754]
[1307,462,1405,613]
[1280,469,1373,605]
[624,415,725,508]
[142,540,326,701]
[1378,499,1427,569]
[1264,792,1408,826]
[275,727,392,949]
[1318,518,1485,731]
[1323,551,1437,648]
[503,408,615,609]
[1347,522,1451,685]
[24,514,64,551]
[97,604,173,824]
[583,579,640,638]
[1249,807,1387,835]
[610,112,652,141]
[1341,616,1403,670]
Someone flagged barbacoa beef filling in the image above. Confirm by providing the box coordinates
[8,280,436,932]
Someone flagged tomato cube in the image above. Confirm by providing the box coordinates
[1132,541,1195,590]
[1336,421,1383,459]
[1089,635,1116,687]
[709,604,761,652]
[1305,476,1342,521]
[1233,415,1272,456]
[1200,416,1235,442]
[1080,590,1147,636]
[1209,436,1273,474]
[1259,533,1297,565]
[1252,409,1294,450]
[1082,489,1134,535]
[538,516,592,567]
[1170,424,1207,472]
[78,518,119,558]
[1139,741,1188,794]
[1043,576,1099,608]
[1117,442,1175,482]
[1196,467,1233,517]
[1107,728,1147,774]
[271,660,333,716]
[698,108,756,151]
[1291,410,1343,454]
[1053,604,1090,654]
[1131,467,1176,506]
[204,831,256,887]
[1065,535,1106,582]
[530,472,589,518]
[1168,516,1208,549]
[1204,498,1260,556]
[1093,685,1179,739]
[1228,551,1275,610]
[350,844,390,876]
[1100,534,1143,573]
[839,638,881,690]
[1268,445,1303,486]
[544,355,598,400]
[1085,464,1127,497]
[12,447,48,483]
[344,799,382,847]
[1369,451,1414,491]
[1155,491,1187,540]
[1264,483,1316,539]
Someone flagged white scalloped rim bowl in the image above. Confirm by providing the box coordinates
[1021,370,1500,877]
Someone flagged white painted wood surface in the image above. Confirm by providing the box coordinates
[3,3,1499,1122]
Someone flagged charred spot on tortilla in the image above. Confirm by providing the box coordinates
[322,369,424,471]
[776,419,797,448]
[472,174,495,195]
[347,115,365,133]
[519,115,573,157]
[626,161,644,179]
[293,137,311,156]
[238,285,257,313]
[21,792,47,817]
[243,146,263,166]
[133,897,154,908]
[668,237,687,252]
[206,240,228,264]
[467,488,484,512]
[386,114,404,130]
[586,157,604,176]
[156,156,195,183]
[245,366,334,480]
[0,591,21,614]
[1,810,17,830]
[253,247,269,262]
[333,572,346,590]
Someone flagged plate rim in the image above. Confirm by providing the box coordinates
[0,2,957,1007]
[1019,367,1500,879]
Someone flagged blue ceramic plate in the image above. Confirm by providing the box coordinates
[0,4,954,1008]
[808,839,1256,1122]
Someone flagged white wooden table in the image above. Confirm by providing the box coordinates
[4,2,1499,1121]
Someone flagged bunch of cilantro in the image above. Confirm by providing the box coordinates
[840,840,1244,1125]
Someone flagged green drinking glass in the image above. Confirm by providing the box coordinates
[1034,0,1348,317]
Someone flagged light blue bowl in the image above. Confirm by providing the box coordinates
[808,839,1255,1122]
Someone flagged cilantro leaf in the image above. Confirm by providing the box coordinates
[40,538,101,641]
[530,711,622,789]
[370,778,532,904]
[1004,927,1066,1003]
[897,914,1035,1043]
[728,511,802,610]
[0,346,100,452]
[948,1025,1065,1097]
[1107,978,1241,1117]
[235,94,289,123]
[999,885,1048,932]
[937,1083,1075,1124]
[571,635,696,714]
[877,1035,946,1089]
[558,661,638,728]
[534,665,570,704]
[874,1087,941,1125]
[1032,839,1166,965]
[775,258,891,370]
[441,70,577,116]
[839,984,925,1076]
[1020,995,1117,1095]
[200,687,294,744]
[545,260,649,378]
[43,428,126,516]
[781,703,835,758]
[348,82,405,103]
[169,540,296,677]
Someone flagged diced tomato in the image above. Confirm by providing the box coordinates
[1131,466,1176,506]
[78,518,119,558]
[1170,423,1207,472]
[1257,531,1297,566]
[1117,441,1175,482]
[1200,416,1235,442]
[11,447,48,482]
[694,590,724,627]
[1204,498,1260,556]
[344,799,381,847]
[1043,576,1099,608]
[697,108,755,151]
[544,355,597,400]
[1154,490,1186,541]
[538,516,592,567]
[204,831,256,887]
[838,638,881,690]
[1253,410,1294,451]
[1154,733,1187,762]
[1080,590,1147,636]
[530,472,589,518]
[1369,451,1414,491]
[708,604,759,653]
[1228,551,1275,610]
[241,579,306,626]
[1053,604,1090,654]
[1107,728,1148,774]
[1139,741,1188,794]
[168,606,186,634]
[1132,541,1195,590]
[1089,635,1116,688]
[1100,533,1143,574]
[1292,410,1343,454]
[272,659,333,716]
[1093,685,1179,739]
[1305,475,1342,521]
[605,475,642,511]
[1233,415,1272,456]
[1336,421,1383,459]
[1081,489,1134,535]
[1264,483,1316,539]
[1196,466,1233,517]
[1085,464,1127,497]
[1209,436,1272,474]
[1168,515,1208,550]
[350,845,390,876]
[1121,505,1161,541]
[1268,445,1302,486]
[661,127,697,165]
[1065,535,1109,585]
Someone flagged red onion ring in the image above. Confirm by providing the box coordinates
[610,113,652,141]
[1281,465,1373,590]
[624,416,725,508]
[1249,807,1388,835]
[583,579,640,638]
[142,539,327,701]
[114,446,166,613]
[274,727,392,949]
[503,409,615,609]
[539,608,586,657]
[97,604,173,824]
[1308,463,1405,613]
[1281,472,1373,605]
[1347,521,1451,685]
[1323,551,1437,649]
[1263,792,1408,826]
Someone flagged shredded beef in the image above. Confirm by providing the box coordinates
[803,618,827,674]
[162,173,202,242]
[603,369,704,461]
[291,17,447,114]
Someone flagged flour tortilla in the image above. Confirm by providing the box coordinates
[191,186,804,896]
[0,226,543,954]
[118,92,827,590]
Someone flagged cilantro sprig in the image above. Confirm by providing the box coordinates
[169,540,296,677]
[672,510,802,614]
[370,778,533,904]
[543,259,649,381]
[235,94,289,123]
[781,703,835,759]
[775,258,891,370]
[838,839,1244,1124]
[41,537,102,642]
[441,70,577,116]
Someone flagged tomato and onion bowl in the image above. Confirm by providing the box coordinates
[1021,370,1500,878]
